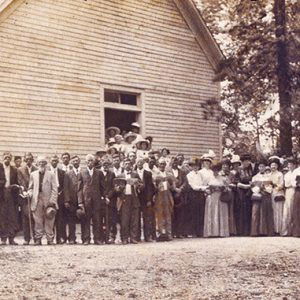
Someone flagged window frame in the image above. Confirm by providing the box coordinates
[99,84,145,145]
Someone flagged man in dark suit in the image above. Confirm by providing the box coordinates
[63,155,81,244]
[49,155,66,244]
[167,157,186,238]
[100,158,116,243]
[136,159,156,242]
[118,158,142,244]
[78,154,105,245]
[17,152,38,245]
[0,152,19,245]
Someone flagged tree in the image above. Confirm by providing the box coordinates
[197,0,299,156]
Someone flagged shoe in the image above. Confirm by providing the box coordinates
[47,241,54,245]
[83,241,90,245]
[68,240,76,245]
[107,238,115,244]
[145,238,154,243]
[130,239,139,244]
[34,240,42,246]
[122,240,128,245]
[166,235,173,241]
[23,241,30,246]
[94,240,104,245]
[9,239,18,245]
[1,238,7,245]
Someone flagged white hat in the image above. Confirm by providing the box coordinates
[37,155,48,164]
[131,122,140,128]
[158,157,167,164]
[231,155,241,165]
[207,150,216,159]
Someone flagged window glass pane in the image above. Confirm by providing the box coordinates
[104,91,119,103]
[120,93,137,105]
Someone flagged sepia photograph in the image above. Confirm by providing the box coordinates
[0,0,299,299]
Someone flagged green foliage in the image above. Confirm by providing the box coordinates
[197,0,299,154]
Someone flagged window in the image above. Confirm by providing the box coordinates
[100,85,145,145]
[104,90,137,106]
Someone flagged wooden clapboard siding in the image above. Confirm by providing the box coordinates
[0,0,221,159]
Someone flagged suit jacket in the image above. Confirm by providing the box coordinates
[28,170,58,211]
[101,170,116,200]
[17,165,38,190]
[64,169,80,209]
[0,163,5,200]
[136,169,155,206]
[117,171,141,208]
[77,168,105,211]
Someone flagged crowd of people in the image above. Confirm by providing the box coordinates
[0,122,300,246]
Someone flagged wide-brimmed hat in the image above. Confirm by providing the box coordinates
[268,155,281,166]
[107,146,118,155]
[231,155,241,165]
[107,137,116,146]
[201,153,213,163]
[124,132,137,143]
[131,122,140,128]
[136,139,150,150]
[95,149,107,157]
[106,126,121,136]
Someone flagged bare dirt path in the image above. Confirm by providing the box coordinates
[0,237,299,299]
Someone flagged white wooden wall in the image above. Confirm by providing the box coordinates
[0,0,221,160]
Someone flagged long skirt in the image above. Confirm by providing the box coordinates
[228,191,237,235]
[292,189,300,237]
[186,190,206,237]
[203,191,229,238]
[236,188,252,236]
[250,194,274,236]
[272,193,284,234]
[281,187,295,236]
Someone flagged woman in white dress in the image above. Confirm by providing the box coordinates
[281,157,297,236]
[269,157,285,235]
[203,163,230,238]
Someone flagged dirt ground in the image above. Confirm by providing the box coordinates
[0,236,299,300]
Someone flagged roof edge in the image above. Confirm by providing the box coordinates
[173,0,225,73]
[0,0,24,23]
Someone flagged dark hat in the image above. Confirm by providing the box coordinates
[286,157,297,165]
[257,158,268,166]
[45,207,56,219]
[113,178,127,186]
[211,163,222,172]
[221,159,231,167]
[240,153,252,162]
[14,156,22,161]
[76,207,85,220]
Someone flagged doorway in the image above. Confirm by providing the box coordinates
[105,108,139,136]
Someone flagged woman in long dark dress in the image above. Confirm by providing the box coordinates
[236,154,253,236]
[292,174,300,237]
